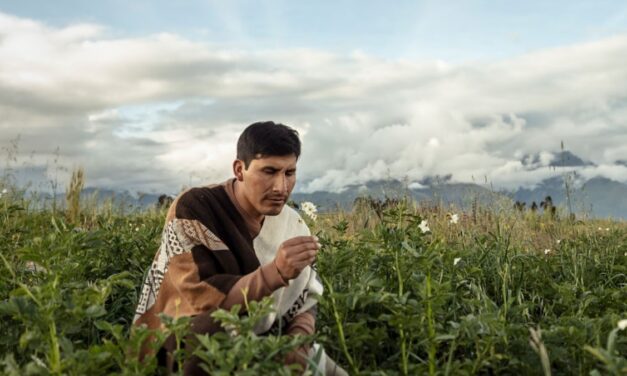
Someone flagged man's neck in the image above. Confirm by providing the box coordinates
[232,180,264,225]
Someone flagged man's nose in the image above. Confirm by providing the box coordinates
[272,175,288,194]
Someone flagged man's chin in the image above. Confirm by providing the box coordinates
[262,204,284,216]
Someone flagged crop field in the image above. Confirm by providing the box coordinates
[0,188,625,375]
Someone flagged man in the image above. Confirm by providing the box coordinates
[133,121,346,375]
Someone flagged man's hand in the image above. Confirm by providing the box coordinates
[274,236,320,280]
[284,344,310,374]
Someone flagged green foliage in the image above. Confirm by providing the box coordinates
[584,325,627,375]
[192,298,312,375]
[313,202,626,375]
[0,192,625,375]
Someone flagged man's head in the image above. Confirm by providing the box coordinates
[236,121,301,168]
[233,121,301,217]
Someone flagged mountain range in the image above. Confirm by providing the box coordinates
[289,150,627,219]
[48,151,627,220]
[290,175,627,220]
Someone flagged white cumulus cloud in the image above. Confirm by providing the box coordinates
[1,12,626,194]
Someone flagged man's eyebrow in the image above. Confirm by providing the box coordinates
[260,165,296,171]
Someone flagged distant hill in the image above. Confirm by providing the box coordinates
[291,179,501,212]
[40,151,626,219]
[291,175,627,219]
[520,150,595,168]
[42,188,165,212]
[549,150,595,167]
[291,150,627,220]
[46,174,625,220]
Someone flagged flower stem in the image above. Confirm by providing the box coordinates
[427,271,436,376]
[321,275,357,374]
[49,320,61,375]
[395,248,408,375]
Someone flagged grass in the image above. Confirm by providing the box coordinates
[0,184,625,375]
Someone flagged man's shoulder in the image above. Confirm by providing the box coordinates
[270,205,309,233]
[166,184,230,222]
[177,183,228,204]
[277,204,301,221]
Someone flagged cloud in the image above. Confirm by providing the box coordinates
[1,12,626,194]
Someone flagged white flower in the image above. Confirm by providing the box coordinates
[449,214,459,224]
[453,257,461,266]
[1,188,6,194]
[556,239,561,244]
[618,319,627,331]
[544,249,551,255]
[418,220,430,233]
[25,261,47,273]
[300,201,318,221]
[605,228,610,231]
[598,227,603,231]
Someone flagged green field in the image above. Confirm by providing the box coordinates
[0,188,625,375]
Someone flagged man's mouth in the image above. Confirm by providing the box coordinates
[267,197,286,203]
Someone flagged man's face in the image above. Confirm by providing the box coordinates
[234,154,297,217]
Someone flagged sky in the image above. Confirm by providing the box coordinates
[1,1,627,194]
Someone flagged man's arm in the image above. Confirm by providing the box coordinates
[286,306,316,336]
[284,307,317,372]
[221,260,287,309]
[221,236,320,310]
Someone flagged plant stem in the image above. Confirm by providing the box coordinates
[49,320,61,374]
[426,271,436,376]
[395,248,408,375]
[322,275,357,374]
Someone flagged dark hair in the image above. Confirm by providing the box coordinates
[237,121,301,168]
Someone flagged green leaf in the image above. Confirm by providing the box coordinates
[85,305,107,318]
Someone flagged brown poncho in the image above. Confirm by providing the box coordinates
[133,181,322,338]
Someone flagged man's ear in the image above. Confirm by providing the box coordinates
[233,160,245,181]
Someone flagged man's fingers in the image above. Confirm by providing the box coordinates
[275,236,320,280]
[282,235,318,247]
[293,258,317,270]
[285,242,320,256]
[290,249,318,262]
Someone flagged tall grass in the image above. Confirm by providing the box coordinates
[65,167,84,225]
[0,184,625,374]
